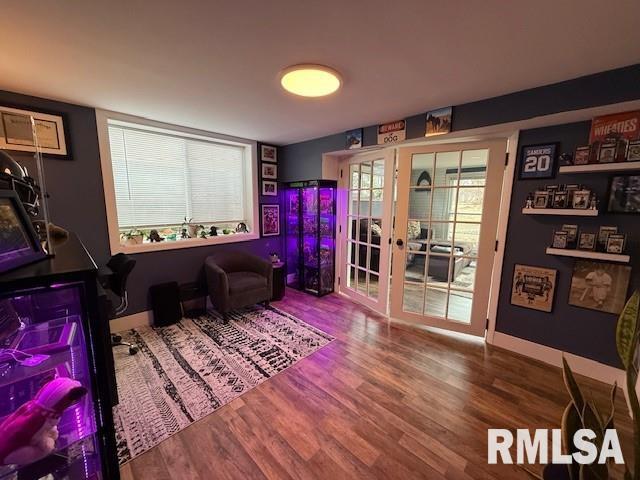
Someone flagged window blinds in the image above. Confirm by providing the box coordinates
[108,123,246,229]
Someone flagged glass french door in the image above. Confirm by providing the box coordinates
[338,150,394,314]
[389,140,506,336]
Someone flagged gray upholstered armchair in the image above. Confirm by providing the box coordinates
[205,251,273,320]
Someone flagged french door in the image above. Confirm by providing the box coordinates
[337,150,394,314]
[389,140,506,336]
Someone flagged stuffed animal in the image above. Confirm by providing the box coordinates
[0,377,87,466]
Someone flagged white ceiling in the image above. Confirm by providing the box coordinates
[2,1,639,145]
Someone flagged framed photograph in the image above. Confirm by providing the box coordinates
[551,230,568,249]
[572,189,591,209]
[0,191,46,274]
[261,204,280,237]
[519,144,558,179]
[261,163,277,179]
[597,226,618,251]
[533,191,550,208]
[260,144,277,163]
[569,260,631,314]
[565,184,580,205]
[552,191,567,209]
[627,140,640,162]
[425,107,452,137]
[511,264,557,313]
[0,106,68,157]
[597,143,617,163]
[578,232,596,251]
[346,128,363,150]
[574,146,591,165]
[561,224,579,245]
[262,180,277,196]
[607,175,640,213]
[606,234,626,254]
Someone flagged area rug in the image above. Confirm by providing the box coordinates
[111,306,334,465]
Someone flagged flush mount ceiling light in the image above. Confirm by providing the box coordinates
[280,64,342,97]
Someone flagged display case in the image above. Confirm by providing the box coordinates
[0,235,119,480]
[285,180,336,296]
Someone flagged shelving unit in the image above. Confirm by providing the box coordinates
[546,247,630,263]
[559,161,640,174]
[522,208,598,216]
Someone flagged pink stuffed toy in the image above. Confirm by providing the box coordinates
[0,377,87,466]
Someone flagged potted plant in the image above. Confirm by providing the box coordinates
[120,229,144,246]
[182,218,203,238]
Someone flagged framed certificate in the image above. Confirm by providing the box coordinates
[0,105,68,157]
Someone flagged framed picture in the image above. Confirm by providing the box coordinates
[561,224,579,245]
[565,184,580,205]
[574,146,591,165]
[533,191,550,208]
[346,128,363,149]
[572,189,591,209]
[606,234,626,254]
[607,175,640,213]
[261,163,277,179]
[0,106,68,157]
[519,144,558,179]
[627,140,640,162]
[597,143,617,163]
[260,144,277,163]
[552,191,567,209]
[551,230,568,249]
[425,107,452,137]
[597,226,618,251]
[578,232,596,251]
[261,204,280,237]
[511,264,557,313]
[0,190,46,274]
[262,180,277,196]
[569,260,631,314]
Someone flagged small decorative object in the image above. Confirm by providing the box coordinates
[261,163,277,179]
[558,152,573,166]
[607,174,640,213]
[0,106,68,157]
[510,264,557,313]
[261,144,277,163]
[378,119,406,145]
[519,144,557,179]
[551,230,568,249]
[597,142,617,163]
[565,184,580,206]
[571,189,591,209]
[573,146,591,165]
[533,191,549,208]
[148,229,163,242]
[560,224,578,247]
[552,191,567,209]
[577,232,596,250]
[416,171,432,190]
[121,229,144,246]
[236,222,248,233]
[199,230,207,239]
[181,228,188,239]
[606,233,626,254]
[261,204,280,236]
[345,128,363,149]
[0,377,87,466]
[425,107,452,137]
[597,226,618,251]
[209,226,218,236]
[262,180,277,196]
[588,192,598,210]
[626,139,640,161]
[269,252,280,263]
[525,194,533,209]
[568,260,631,314]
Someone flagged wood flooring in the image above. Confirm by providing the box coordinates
[120,288,633,480]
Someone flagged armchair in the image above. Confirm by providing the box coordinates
[205,251,273,320]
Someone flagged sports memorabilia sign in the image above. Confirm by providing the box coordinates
[519,144,557,179]
[377,120,406,145]
[589,110,640,143]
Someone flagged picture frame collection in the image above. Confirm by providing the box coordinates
[525,184,597,210]
[259,144,280,237]
[551,224,628,254]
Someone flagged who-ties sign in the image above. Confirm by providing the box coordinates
[377,120,406,145]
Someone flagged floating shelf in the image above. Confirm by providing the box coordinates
[522,208,598,216]
[559,161,640,174]
[546,247,630,263]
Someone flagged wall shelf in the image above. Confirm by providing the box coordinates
[522,208,598,216]
[559,161,640,174]
[546,247,630,263]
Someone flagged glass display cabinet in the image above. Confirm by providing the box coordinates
[285,180,337,296]
[0,235,119,480]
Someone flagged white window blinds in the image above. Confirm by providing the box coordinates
[108,123,246,229]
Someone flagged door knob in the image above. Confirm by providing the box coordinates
[396,239,404,247]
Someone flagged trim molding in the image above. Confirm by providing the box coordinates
[109,310,153,333]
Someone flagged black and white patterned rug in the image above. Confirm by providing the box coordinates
[112,306,333,465]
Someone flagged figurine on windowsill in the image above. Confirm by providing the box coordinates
[200,230,207,239]
[236,222,248,233]
[209,226,218,236]
[181,228,189,239]
[149,229,164,242]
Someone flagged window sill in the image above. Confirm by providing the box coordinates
[115,232,261,254]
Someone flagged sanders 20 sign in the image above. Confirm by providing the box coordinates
[519,144,557,179]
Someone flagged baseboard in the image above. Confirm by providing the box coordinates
[109,310,153,333]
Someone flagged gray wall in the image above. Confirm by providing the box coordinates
[0,90,283,315]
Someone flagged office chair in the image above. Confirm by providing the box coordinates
[100,253,138,355]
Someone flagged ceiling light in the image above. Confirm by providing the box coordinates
[280,64,341,97]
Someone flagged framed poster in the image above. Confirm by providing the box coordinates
[261,144,277,163]
[346,128,362,149]
[0,106,68,156]
[519,144,558,179]
[569,260,631,314]
[511,264,557,312]
[262,180,277,196]
[425,107,452,137]
[261,204,280,236]
[261,163,277,179]
[589,110,640,144]
[377,120,406,145]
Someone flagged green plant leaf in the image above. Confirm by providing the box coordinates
[604,383,616,431]
[582,402,604,449]
[616,290,640,369]
[563,356,585,413]
[562,402,582,459]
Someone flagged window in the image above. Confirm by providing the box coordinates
[99,113,257,253]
